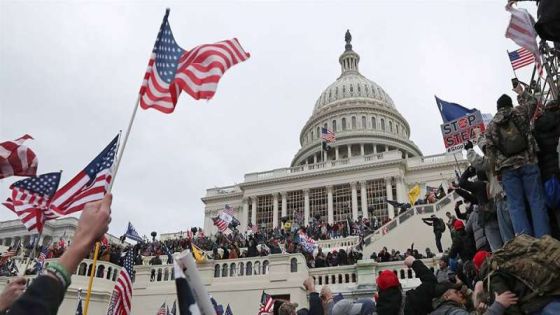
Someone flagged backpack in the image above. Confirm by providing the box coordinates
[496,117,528,157]
[481,235,560,313]
[435,218,446,233]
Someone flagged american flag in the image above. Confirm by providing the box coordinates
[297,232,317,253]
[505,3,542,73]
[139,9,250,114]
[156,302,166,315]
[50,135,119,215]
[0,134,38,180]
[108,250,134,315]
[508,48,535,70]
[124,222,144,243]
[3,172,61,233]
[225,304,233,315]
[258,291,274,315]
[213,216,229,232]
[75,296,83,315]
[168,301,176,315]
[224,204,236,217]
[321,128,336,143]
[38,245,48,269]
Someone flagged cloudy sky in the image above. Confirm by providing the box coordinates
[0,0,538,236]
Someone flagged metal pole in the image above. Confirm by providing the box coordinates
[83,242,100,315]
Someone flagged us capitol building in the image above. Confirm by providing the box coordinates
[0,32,467,314]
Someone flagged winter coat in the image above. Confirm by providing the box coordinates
[377,286,404,315]
[435,267,453,283]
[467,145,504,199]
[403,260,438,315]
[430,299,507,315]
[485,91,539,173]
[465,206,489,251]
[534,107,560,181]
[448,229,476,262]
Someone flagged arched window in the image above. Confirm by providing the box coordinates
[222,264,228,277]
[290,258,298,273]
[246,262,252,276]
[332,120,337,132]
[331,275,336,284]
[263,260,269,275]
[78,263,87,276]
[362,116,366,129]
[113,272,118,282]
[239,262,244,276]
[323,123,328,130]
[389,121,393,132]
[341,118,347,131]
[381,119,386,131]
[372,117,376,129]
[214,265,220,278]
[87,264,94,277]
[106,267,112,280]
[396,124,399,135]
[230,263,237,277]
[96,265,105,278]
[254,262,261,275]
[316,127,320,138]
[351,116,357,129]
[164,268,169,281]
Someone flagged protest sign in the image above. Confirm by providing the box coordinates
[440,110,486,152]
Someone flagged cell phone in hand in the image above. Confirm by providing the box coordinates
[511,78,519,88]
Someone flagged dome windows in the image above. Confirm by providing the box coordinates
[332,120,337,132]
[372,117,376,129]
[381,118,385,131]
[361,116,366,129]
[341,118,347,131]
[351,116,357,129]
[389,121,393,133]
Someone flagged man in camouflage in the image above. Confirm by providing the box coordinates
[484,84,550,237]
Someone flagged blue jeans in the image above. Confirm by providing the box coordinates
[501,164,551,237]
[532,298,560,315]
[496,197,515,242]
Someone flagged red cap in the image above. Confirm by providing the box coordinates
[376,270,400,291]
[453,220,465,231]
[473,250,491,271]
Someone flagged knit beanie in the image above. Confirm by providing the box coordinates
[376,270,400,291]
[497,94,513,110]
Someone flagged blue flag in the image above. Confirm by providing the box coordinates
[124,222,144,243]
[435,95,477,123]
[75,298,83,315]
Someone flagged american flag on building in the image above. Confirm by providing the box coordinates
[38,245,48,269]
[139,9,250,114]
[50,135,119,215]
[107,250,134,315]
[508,48,536,70]
[258,291,274,315]
[3,172,62,233]
[321,128,336,143]
[0,134,38,180]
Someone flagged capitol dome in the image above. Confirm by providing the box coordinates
[291,30,422,166]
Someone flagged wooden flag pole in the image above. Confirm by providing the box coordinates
[83,242,100,315]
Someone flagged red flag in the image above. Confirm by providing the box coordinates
[0,135,38,179]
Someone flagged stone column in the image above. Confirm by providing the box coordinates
[314,154,318,164]
[335,146,339,160]
[304,189,310,226]
[386,177,395,219]
[273,193,279,228]
[360,181,368,219]
[373,145,377,154]
[347,144,351,158]
[242,198,249,231]
[251,197,257,225]
[396,175,406,203]
[360,144,365,156]
[281,192,287,217]
[327,186,334,224]
[385,145,389,152]
[351,182,359,220]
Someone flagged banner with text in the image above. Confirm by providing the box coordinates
[440,110,485,152]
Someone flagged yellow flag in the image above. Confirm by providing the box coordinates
[408,184,421,205]
[191,244,206,264]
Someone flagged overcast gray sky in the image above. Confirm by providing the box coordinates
[0,0,538,236]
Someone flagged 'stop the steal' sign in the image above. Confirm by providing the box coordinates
[440,110,485,152]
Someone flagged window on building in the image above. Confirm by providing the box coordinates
[256,195,274,232]
[263,260,269,274]
[341,118,347,131]
[381,119,385,131]
[362,116,366,129]
[239,262,244,276]
[222,264,228,277]
[310,131,314,141]
[332,120,337,132]
[291,258,298,273]
[316,127,320,139]
[309,187,328,222]
[351,116,357,129]
[372,117,376,129]
[366,179,389,223]
[246,262,252,276]
[248,201,253,228]
[396,124,399,135]
[287,190,304,223]
[214,265,220,278]
[389,121,393,132]
[333,184,352,223]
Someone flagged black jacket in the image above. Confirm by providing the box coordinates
[448,229,476,262]
[307,292,324,315]
[534,108,560,181]
[8,275,66,315]
[377,286,403,315]
[403,260,438,315]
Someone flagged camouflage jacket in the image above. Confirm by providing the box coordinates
[485,92,539,174]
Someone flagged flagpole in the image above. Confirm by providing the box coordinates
[83,242,100,315]
[20,232,41,276]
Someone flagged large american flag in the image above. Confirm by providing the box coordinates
[139,9,250,114]
[321,128,336,143]
[258,291,274,315]
[505,3,542,73]
[38,245,48,265]
[156,302,166,315]
[3,172,61,233]
[508,48,535,70]
[0,134,38,180]
[50,135,118,215]
[213,216,229,232]
[108,250,134,315]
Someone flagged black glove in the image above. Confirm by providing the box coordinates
[464,140,474,150]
